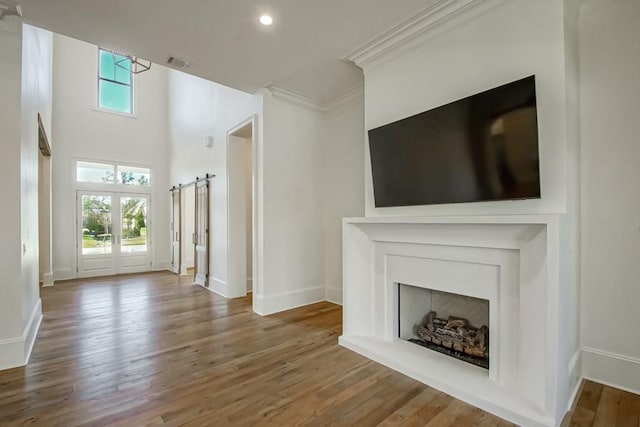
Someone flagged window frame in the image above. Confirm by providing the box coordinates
[75,159,152,193]
[97,48,135,116]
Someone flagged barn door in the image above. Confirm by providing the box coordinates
[194,180,209,286]
[170,188,181,274]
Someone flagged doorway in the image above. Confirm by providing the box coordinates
[227,117,254,298]
[77,191,151,277]
[170,188,181,274]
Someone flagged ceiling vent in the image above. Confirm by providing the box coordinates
[166,56,190,70]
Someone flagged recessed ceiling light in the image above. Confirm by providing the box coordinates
[260,15,273,26]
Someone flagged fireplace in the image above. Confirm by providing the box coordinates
[339,217,573,427]
[398,284,490,369]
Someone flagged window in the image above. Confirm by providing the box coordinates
[77,161,151,187]
[77,161,115,183]
[117,165,151,186]
[98,49,133,114]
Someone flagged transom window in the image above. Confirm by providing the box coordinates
[77,161,151,186]
[98,49,133,114]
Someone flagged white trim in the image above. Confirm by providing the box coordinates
[563,350,583,414]
[226,115,257,300]
[41,271,54,287]
[343,0,506,68]
[92,107,137,119]
[266,85,324,112]
[567,376,584,413]
[152,260,170,271]
[206,277,227,297]
[323,85,364,112]
[0,299,43,371]
[266,84,364,113]
[582,347,640,394]
[325,286,343,305]
[253,286,326,316]
[23,299,43,366]
[53,267,74,281]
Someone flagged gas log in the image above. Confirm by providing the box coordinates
[414,311,488,359]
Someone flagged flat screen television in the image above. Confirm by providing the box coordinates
[368,76,541,208]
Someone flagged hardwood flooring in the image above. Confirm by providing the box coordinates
[0,272,636,426]
[566,380,640,427]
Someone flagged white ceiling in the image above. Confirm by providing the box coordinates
[15,0,430,104]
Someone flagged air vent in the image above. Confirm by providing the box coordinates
[166,56,190,69]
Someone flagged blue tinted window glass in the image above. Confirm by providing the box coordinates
[99,80,132,114]
[98,48,132,114]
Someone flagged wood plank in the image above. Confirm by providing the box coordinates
[593,385,621,427]
[617,390,640,427]
[0,272,636,426]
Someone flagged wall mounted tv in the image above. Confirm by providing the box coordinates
[368,76,541,208]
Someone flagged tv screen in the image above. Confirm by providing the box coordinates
[368,76,540,207]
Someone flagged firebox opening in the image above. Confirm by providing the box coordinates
[397,283,490,369]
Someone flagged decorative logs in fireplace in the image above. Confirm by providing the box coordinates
[409,311,489,368]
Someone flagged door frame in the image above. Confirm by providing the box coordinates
[226,115,259,299]
[170,187,182,274]
[76,190,152,278]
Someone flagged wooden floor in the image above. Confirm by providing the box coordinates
[0,272,636,426]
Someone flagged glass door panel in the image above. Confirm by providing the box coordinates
[117,193,151,274]
[81,195,113,254]
[78,192,116,277]
[120,196,148,253]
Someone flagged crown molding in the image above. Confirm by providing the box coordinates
[266,84,363,113]
[266,84,324,112]
[323,84,364,112]
[344,0,506,69]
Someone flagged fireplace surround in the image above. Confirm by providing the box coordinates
[339,215,570,427]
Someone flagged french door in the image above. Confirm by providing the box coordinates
[170,188,181,274]
[194,180,209,286]
[77,191,151,277]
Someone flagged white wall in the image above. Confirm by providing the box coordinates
[323,95,365,304]
[167,70,255,293]
[0,19,26,355]
[358,0,581,419]
[364,0,569,218]
[21,23,53,328]
[0,21,52,370]
[51,34,171,280]
[580,0,640,393]
[253,94,326,314]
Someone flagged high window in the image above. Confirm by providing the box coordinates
[77,161,151,187]
[98,49,133,114]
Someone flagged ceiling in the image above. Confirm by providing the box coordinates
[14,0,430,104]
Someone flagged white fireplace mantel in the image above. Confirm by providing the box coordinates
[339,215,567,427]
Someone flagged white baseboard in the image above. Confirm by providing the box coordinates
[253,286,326,316]
[53,267,74,281]
[152,260,171,271]
[582,347,640,395]
[23,299,42,365]
[41,272,54,287]
[180,263,192,276]
[0,299,42,371]
[205,277,227,297]
[325,286,343,305]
